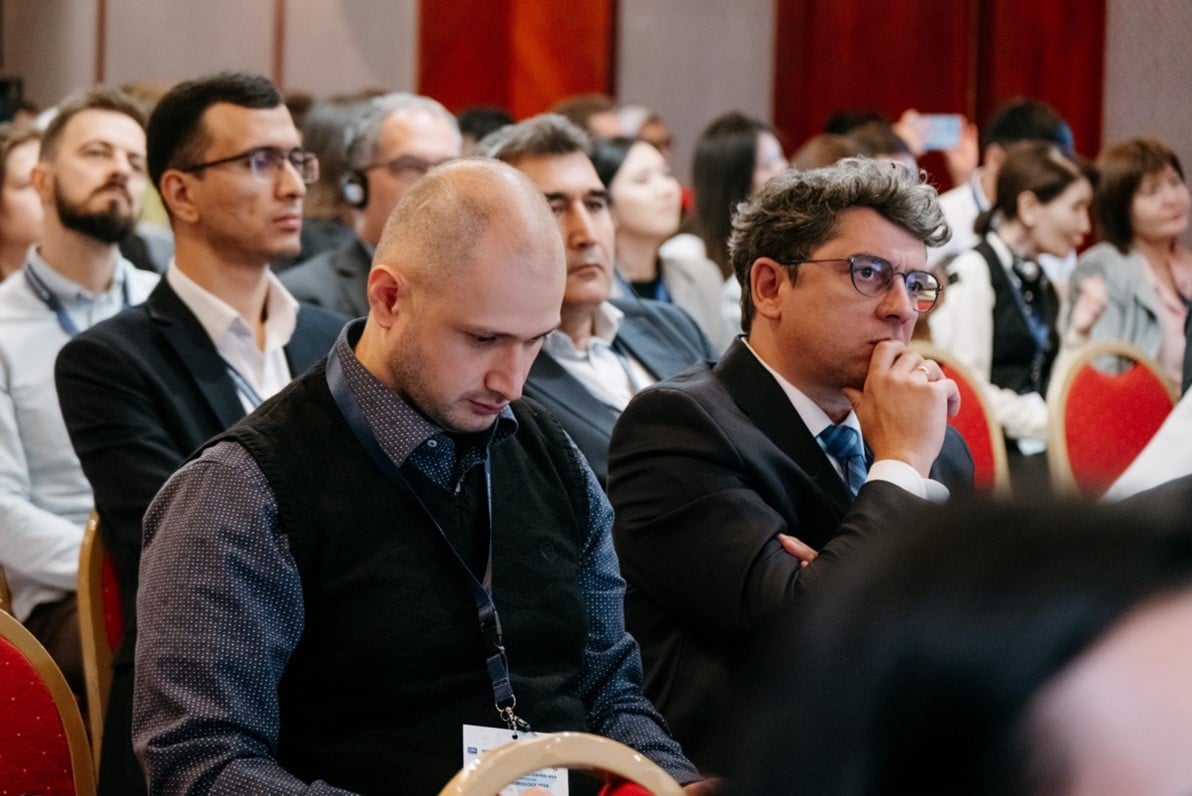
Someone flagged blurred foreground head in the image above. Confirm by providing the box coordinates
[733,491,1192,795]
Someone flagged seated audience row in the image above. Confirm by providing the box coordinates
[5,70,1191,795]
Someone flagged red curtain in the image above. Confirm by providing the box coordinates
[773,0,1105,184]
[976,0,1105,158]
[418,0,616,119]
[418,1,1104,167]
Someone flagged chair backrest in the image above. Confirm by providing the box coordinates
[438,731,685,796]
[77,512,124,770]
[0,608,97,795]
[1047,341,1178,497]
[912,343,1011,497]
[0,564,10,615]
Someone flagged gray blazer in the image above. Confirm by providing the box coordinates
[523,297,717,485]
[280,237,371,319]
[1068,241,1163,360]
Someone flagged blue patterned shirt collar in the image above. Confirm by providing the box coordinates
[332,319,517,488]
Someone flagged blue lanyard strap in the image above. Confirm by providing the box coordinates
[325,349,528,731]
[25,264,131,339]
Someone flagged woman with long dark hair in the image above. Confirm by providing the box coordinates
[590,135,733,349]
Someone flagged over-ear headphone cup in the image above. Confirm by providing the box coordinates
[341,171,368,208]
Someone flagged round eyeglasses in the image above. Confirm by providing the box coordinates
[362,153,454,179]
[179,146,319,184]
[774,254,942,312]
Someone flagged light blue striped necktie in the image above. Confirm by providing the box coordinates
[817,424,867,496]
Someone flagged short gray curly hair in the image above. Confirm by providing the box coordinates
[729,157,950,334]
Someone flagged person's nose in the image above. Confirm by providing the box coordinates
[484,345,532,403]
[278,157,307,199]
[108,150,133,182]
[878,273,918,322]
[566,203,597,249]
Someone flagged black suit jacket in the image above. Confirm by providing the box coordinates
[522,297,718,485]
[55,279,346,662]
[607,339,973,773]
[279,237,371,319]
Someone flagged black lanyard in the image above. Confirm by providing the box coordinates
[325,348,528,732]
[24,263,131,339]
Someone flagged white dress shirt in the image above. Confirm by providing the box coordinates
[0,248,158,620]
[541,301,655,411]
[166,263,298,413]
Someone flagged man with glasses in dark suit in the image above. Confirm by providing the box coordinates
[55,71,344,796]
[606,157,975,773]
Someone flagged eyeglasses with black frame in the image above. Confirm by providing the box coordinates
[363,153,454,179]
[179,146,320,184]
[774,254,942,313]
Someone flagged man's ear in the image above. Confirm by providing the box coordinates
[30,161,53,206]
[367,263,405,327]
[750,257,788,321]
[159,170,200,224]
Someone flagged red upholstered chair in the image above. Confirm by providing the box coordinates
[78,512,124,770]
[912,343,1011,497]
[1047,341,1178,498]
[439,732,685,795]
[0,608,96,795]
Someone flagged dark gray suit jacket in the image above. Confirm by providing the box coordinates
[522,297,718,485]
[607,338,974,773]
[280,237,371,319]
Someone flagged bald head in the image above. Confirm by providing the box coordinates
[358,159,567,430]
[373,158,563,289]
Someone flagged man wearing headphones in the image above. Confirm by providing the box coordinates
[281,93,461,317]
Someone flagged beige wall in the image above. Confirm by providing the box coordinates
[4,0,1189,192]
[617,0,776,184]
[103,0,272,87]
[1103,0,1192,244]
[3,0,96,108]
[283,0,417,97]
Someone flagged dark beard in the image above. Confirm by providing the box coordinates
[55,192,135,244]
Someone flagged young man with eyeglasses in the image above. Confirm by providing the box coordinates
[281,92,461,318]
[54,71,344,796]
[605,157,975,774]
